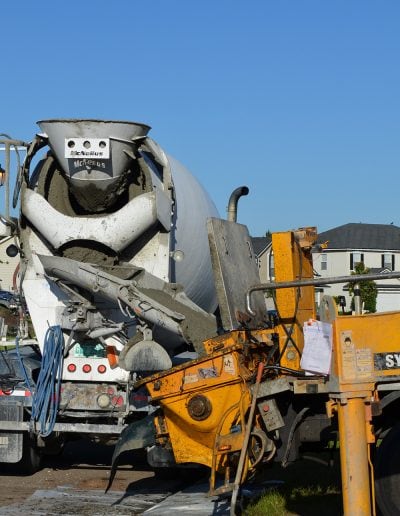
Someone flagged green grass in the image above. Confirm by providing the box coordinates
[244,454,342,516]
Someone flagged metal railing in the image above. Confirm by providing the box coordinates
[0,138,28,218]
[246,271,400,316]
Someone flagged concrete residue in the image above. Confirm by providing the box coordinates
[141,287,216,355]
[61,244,117,267]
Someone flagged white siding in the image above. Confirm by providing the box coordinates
[377,292,400,312]
[257,248,269,283]
[0,237,19,291]
[312,250,350,306]
[313,249,400,312]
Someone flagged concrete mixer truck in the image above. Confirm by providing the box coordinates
[0,119,220,469]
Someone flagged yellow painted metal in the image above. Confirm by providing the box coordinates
[142,341,251,474]
[272,228,316,370]
[368,444,376,516]
[138,330,279,493]
[331,311,400,391]
[327,309,400,515]
[162,382,248,467]
[337,397,372,516]
[202,329,274,356]
[137,229,400,509]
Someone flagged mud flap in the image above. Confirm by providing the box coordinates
[0,402,23,463]
[106,413,156,492]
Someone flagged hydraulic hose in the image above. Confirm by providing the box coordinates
[30,326,64,437]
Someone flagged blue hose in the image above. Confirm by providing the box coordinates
[30,326,64,437]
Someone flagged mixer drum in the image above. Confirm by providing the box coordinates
[22,119,218,313]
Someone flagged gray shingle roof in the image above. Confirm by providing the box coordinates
[251,236,271,256]
[317,223,400,251]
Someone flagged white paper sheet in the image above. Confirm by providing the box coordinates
[300,320,333,375]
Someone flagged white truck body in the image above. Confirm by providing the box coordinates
[0,119,219,464]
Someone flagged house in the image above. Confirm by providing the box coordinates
[251,235,271,282]
[251,235,275,311]
[252,223,400,313]
[315,223,400,312]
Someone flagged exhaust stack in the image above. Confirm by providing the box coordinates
[227,186,249,222]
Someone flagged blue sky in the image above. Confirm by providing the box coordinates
[1,1,400,236]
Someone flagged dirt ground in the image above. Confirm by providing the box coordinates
[0,438,182,509]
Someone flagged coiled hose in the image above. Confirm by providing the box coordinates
[30,326,64,437]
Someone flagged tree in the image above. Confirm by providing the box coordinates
[348,262,377,313]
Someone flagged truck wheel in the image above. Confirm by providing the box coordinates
[375,424,400,516]
[18,436,42,474]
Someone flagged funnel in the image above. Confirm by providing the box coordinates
[37,119,151,211]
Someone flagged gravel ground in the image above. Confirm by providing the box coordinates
[0,438,179,510]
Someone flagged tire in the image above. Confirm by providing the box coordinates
[17,435,42,474]
[375,424,400,516]
[39,433,65,457]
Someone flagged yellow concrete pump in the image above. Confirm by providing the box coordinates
[109,217,400,516]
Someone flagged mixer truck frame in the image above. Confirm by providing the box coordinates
[1,120,400,515]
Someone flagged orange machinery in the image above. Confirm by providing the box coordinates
[110,221,400,516]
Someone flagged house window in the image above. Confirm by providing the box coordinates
[321,253,327,271]
[382,253,395,271]
[350,252,364,270]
